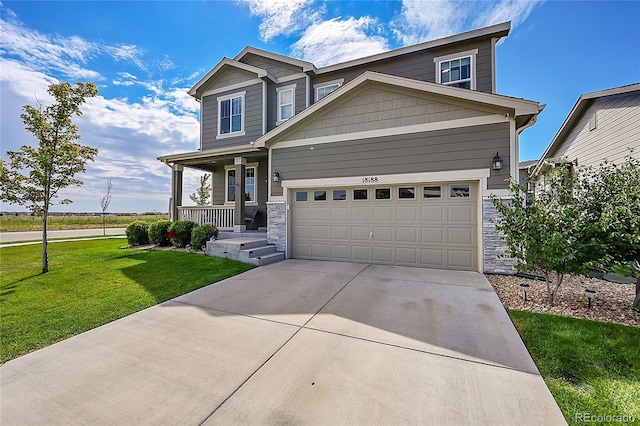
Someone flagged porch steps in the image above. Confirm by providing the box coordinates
[205,238,284,267]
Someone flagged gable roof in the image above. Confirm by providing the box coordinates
[537,82,640,164]
[234,46,316,73]
[188,58,276,97]
[254,71,543,148]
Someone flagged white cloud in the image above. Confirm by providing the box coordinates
[240,0,322,42]
[392,0,543,46]
[290,17,390,66]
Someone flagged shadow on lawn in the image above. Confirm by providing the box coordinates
[0,274,41,298]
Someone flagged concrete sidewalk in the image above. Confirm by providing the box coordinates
[0,260,566,425]
[0,228,126,246]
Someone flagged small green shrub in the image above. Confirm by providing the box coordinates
[148,220,172,246]
[191,224,219,250]
[126,220,149,246]
[168,221,197,248]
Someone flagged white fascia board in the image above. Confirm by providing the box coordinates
[255,71,541,148]
[234,46,317,73]
[157,145,261,164]
[316,22,511,74]
[281,169,490,190]
[189,58,275,98]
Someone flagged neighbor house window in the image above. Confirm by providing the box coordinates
[434,49,477,90]
[277,85,295,123]
[314,79,344,101]
[225,164,258,204]
[217,92,245,138]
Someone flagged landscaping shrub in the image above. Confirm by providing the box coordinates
[191,224,219,250]
[125,220,149,246]
[148,220,172,246]
[168,221,197,248]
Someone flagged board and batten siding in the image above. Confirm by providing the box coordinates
[550,93,640,167]
[239,53,303,79]
[279,84,497,142]
[201,82,263,150]
[311,38,494,103]
[271,122,511,197]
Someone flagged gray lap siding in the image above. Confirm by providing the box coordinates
[201,82,263,150]
[270,121,510,197]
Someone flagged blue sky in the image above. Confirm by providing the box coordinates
[1,0,639,213]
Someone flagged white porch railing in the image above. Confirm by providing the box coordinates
[178,206,235,230]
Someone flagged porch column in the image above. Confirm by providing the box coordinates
[170,164,183,222]
[233,157,246,232]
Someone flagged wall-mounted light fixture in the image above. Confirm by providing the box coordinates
[492,152,503,171]
[272,170,280,182]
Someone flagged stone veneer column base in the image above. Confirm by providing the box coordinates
[267,202,286,253]
[483,199,517,274]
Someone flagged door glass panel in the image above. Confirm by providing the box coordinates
[423,186,442,198]
[295,191,308,202]
[398,187,415,199]
[353,189,368,200]
[450,184,470,198]
[375,188,391,200]
[333,189,347,200]
[314,190,327,201]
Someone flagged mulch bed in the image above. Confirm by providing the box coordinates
[486,273,639,327]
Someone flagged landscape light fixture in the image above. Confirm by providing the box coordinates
[492,152,503,170]
[272,170,280,183]
[584,289,596,309]
[520,282,530,302]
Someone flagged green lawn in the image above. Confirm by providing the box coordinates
[510,310,640,425]
[0,214,167,232]
[0,239,253,363]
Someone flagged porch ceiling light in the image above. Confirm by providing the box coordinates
[273,170,280,182]
[492,152,503,171]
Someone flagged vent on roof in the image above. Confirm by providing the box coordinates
[589,113,597,131]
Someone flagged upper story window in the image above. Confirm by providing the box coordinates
[217,91,245,139]
[434,49,478,90]
[276,84,296,123]
[314,79,344,101]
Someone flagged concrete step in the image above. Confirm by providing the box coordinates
[247,251,286,266]
[240,245,277,259]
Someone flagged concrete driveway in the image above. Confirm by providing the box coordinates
[0,260,566,425]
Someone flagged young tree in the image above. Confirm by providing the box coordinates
[189,173,211,206]
[0,81,98,273]
[100,179,113,236]
[491,162,583,306]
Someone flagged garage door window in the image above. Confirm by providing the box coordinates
[295,191,308,202]
[375,188,391,200]
[398,187,415,199]
[333,189,347,200]
[450,184,470,197]
[314,190,327,201]
[424,186,442,198]
[353,189,368,200]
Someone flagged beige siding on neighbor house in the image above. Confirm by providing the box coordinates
[279,83,499,142]
[199,67,258,94]
[239,53,303,79]
[551,93,640,167]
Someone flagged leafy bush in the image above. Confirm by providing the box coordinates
[126,220,149,246]
[168,221,197,248]
[148,220,172,246]
[191,224,219,250]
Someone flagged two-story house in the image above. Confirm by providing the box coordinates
[158,21,543,273]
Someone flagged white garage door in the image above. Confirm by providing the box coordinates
[290,182,478,271]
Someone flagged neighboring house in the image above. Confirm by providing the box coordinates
[157,21,543,273]
[518,160,538,189]
[535,83,640,174]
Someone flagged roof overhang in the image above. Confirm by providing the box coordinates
[188,58,276,98]
[234,46,317,73]
[254,70,543,148]
[157,144,263,166]
[534,82,640,174]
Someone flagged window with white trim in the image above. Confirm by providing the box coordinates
[225,164,258,204]
[217,92,245,138]
[277,85,295,123]
[314,79,344,101]
[434,49,477,90]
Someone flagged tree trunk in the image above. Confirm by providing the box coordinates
[633,277,640,309]
[102,213,106,236]
[41,212,49,273]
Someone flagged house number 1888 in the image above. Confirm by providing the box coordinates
[362,176,379,183]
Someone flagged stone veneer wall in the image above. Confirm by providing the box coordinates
[483,199,517,274]
[267,202,286,252]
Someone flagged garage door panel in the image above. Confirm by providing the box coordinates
[291,182,477,271]
[397,227,417,243]
[422,227,444,244]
